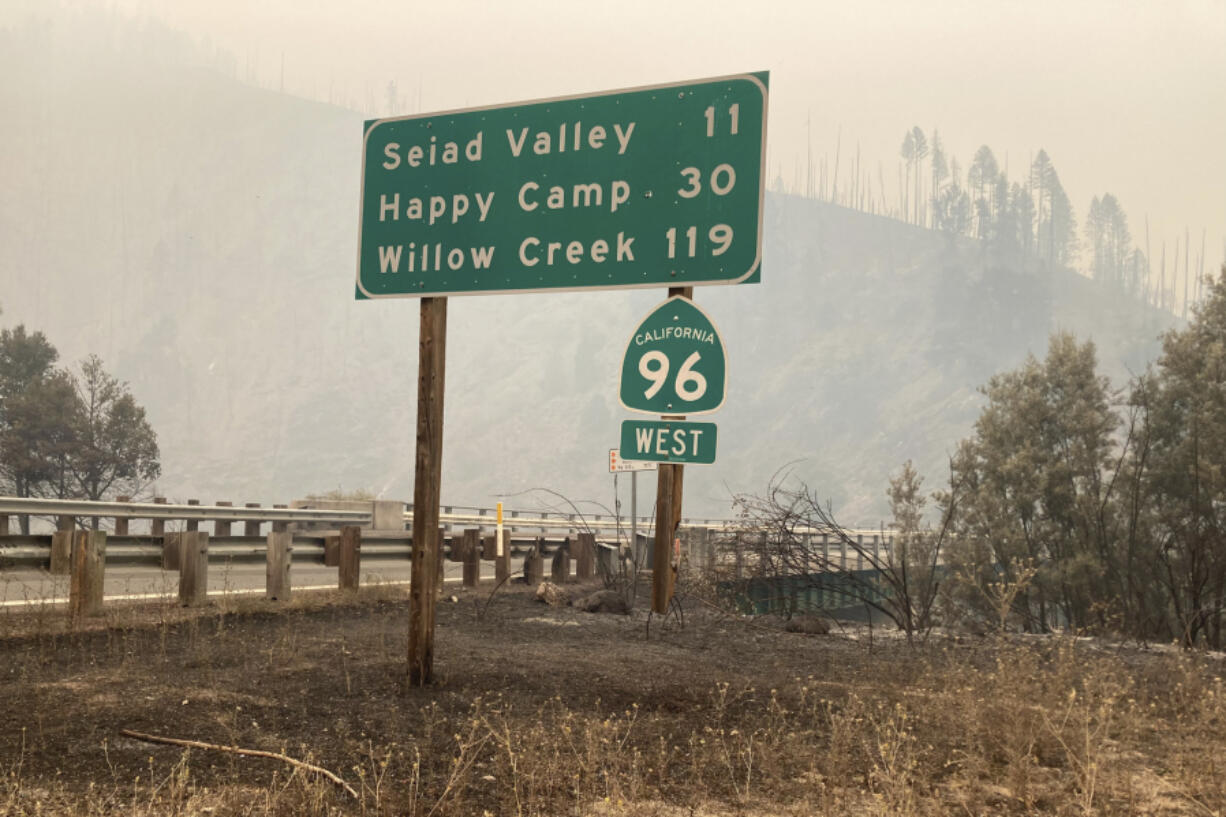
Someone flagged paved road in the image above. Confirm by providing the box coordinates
[0,560,517,608]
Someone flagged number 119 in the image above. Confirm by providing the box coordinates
[666,225,734,258]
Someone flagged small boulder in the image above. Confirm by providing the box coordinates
[573,589,630,615]
[535,581,570,607]
[784,615,831,635]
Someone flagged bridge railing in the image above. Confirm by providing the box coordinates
[0,497,370,526]
[0,495,897,571]
[0,496,884,532]
[0,496,640,570]
[0,495,910,623]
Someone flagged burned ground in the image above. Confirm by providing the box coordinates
[1,582,1223,815]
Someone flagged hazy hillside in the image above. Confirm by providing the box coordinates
[0,11,1176,523]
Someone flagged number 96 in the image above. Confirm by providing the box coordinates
[638,351,707,402]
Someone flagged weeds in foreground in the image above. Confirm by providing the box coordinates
[2,598,1225,816]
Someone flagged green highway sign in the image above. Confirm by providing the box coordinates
[356,72,767,298]
[619,296,727,415]
[620,419,718,465]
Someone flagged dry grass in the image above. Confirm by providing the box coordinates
[0,582,1223,816]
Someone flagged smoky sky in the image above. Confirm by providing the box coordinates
[4,0,1225,280]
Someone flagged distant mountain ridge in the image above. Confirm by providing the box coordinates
[0,11,1177,523]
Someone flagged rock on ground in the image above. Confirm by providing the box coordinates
[783,615,831,635]
[535,581,570,607]
[573,589,630,615]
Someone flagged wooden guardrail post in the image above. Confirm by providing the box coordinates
[0,513,7,537]
[597,539,615,576]
[446,529,465,563]
[50,526,73,575]
[266,529,292,601]
[484,533,512,585]
[114,496,129,536]
[162,527,181,571]
[462,528,480,588]
[244,503,261,536]
[551,536,571,583]
[69,530,106,619]
[214,501,232,537]
[324,535,340,566]
[151,496,167,537]
[48,514,74,573]
[523,537,544,585]
[178,531,209,606]
[575,532,595,580]
[185,499,200,532]
[339,525,361,591]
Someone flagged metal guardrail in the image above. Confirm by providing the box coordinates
[433,504,736,532]
[432,511,891,537]
[0,496,895,541]
[0,497,369,524]
[440,511,643,533]
[0,497,703,535]
[0,534,591,568]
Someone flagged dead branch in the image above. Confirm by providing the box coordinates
[118,728,359,799]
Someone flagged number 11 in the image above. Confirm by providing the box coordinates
[704,103,739,137]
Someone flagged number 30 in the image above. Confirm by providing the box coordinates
[677,164,737,199]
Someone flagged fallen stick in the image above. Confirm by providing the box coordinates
[118,728,359,799]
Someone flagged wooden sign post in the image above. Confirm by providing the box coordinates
[650,459,688,613]
[358,74,766,685]
[619,287,728,613]
[650,286,693,613]
[408,297,447,686]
